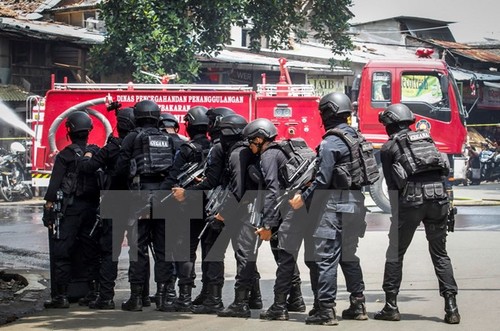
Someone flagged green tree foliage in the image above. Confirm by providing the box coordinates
[89,0,353,82]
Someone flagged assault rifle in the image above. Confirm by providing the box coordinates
[49,190,64,239]
[161,161,206,203]
[198,185,230,239]
[274,158,317,211]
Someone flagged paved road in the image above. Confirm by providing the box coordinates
[1,183,499,330]
[3,230,500,331]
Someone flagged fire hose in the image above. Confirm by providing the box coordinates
[48,96,114,153]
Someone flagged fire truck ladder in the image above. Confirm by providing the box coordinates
[53,83,254,91]
[25,95,42,170]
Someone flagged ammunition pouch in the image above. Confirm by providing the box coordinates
[401,182,423,205]
[422,182,447,200]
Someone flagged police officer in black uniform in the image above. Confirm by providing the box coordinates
[173,108,263,310]
[78,107,137,309]
[289,92,368,325]
[159,112,188,150]
[190,114,254,316]
[374,103,460,324]
[115,100,176,312]
[237,118,304,321]
[162,106,211,312]
[43,111,100,308]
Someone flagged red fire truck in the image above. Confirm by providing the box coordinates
[27,58,322,187]
[351,48,468,212]
[27,52,468,213]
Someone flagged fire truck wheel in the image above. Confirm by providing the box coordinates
[369,166,391,214]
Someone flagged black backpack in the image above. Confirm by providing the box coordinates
[323,128,379,188]
[272,138,317,188]
[132,127,174,176]
[60,144,99,198]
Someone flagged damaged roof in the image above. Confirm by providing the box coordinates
[0,16,104,44]
[431,39,500,63]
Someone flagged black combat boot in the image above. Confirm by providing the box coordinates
[217,288,251,318]
[248,279,263,309]
[192,283,208,306]
[287,283,306,312]
[154,283,167,310]
[142,281,151,307]
[44,284,70,309]
[259,293,289,321]
[89,295,115,310]
[374,292,400,321]
[308,299,319,316]
[78,280,100,306]
[342,294,368,320]
[305,301,338,326]
[444,292,460,324]
[121,283,143,311]
[158,281,177,312]
[191,284,224,314]
[174,284,192,312]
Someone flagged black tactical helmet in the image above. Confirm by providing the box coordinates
[206,107,235,127]
[184,106,209,126]
[159,113,179,130]
[242,118,278,140]
[133,100,161,120]
[116,107,135,132]
[378,103,416,126]
[65,111,93,133]
[319,92,352,117]
[219,114,248,136]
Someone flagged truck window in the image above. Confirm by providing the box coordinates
[401,73,451,122]
[372,72,391,101]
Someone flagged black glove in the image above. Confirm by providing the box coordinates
[208,216,225,232]
[42,208,56,228]
[86,144,100,155]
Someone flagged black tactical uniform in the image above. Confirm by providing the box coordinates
[238,119,304,321]
[78,108,139,310]
[115,100,175,312]
[43,111,100,309]
[375,103,460,324]
[161,106,211,312]
[294,93,368,325]
[186,114,258,317]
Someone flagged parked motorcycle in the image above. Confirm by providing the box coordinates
[0,142,33,202]
[479,148,500,183]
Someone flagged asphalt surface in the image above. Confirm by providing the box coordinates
[1,183,499,330]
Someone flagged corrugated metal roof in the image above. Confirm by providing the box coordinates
[450,68,500,81]
[0,85,30,101]
[432,39,500,63]
[0,17,104,44]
